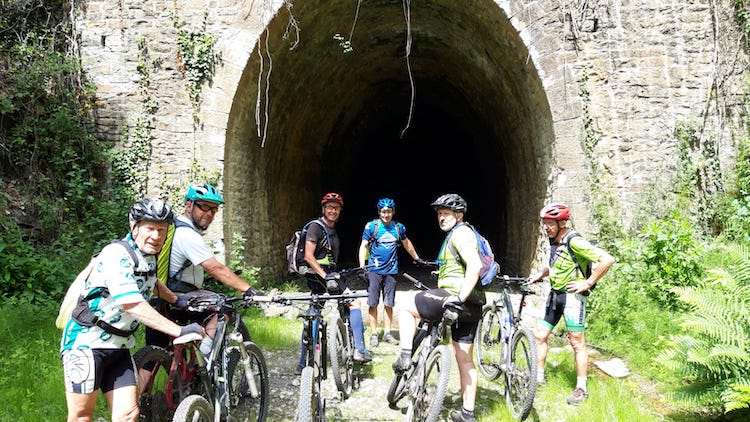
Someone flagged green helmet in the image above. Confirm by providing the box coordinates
[185,183,225,204]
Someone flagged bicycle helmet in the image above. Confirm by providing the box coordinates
[185,183,225,204]
[377,197,396,210]
[129,198,174,226]
[539,203,570,220]
[430,194,467,213]
[321,192,344,206]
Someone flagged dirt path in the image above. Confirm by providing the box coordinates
[260,286,508,421]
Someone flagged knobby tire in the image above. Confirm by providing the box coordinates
[386,372,407,406]
[172,394,214,422]
[294,366,322,422]
[225,341,270,421]
[327,315,354,399]
[506,327,537,421]
[475,305,504,381]
[407,344,451,422]
[133,345,175,422]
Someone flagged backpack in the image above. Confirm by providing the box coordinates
[562,230,595,291]
[365,219,405,262]
[157,219,198,292]
[285,219,331,275]
[445,223,500,288]
[55,240,139,331]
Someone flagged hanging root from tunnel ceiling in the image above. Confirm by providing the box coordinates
[255,28,272,147]
[400,0,415,139]
[282,0,300,50]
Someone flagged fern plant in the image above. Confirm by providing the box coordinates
[656,244,750,416]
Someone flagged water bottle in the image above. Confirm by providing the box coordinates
[199,337,213,356]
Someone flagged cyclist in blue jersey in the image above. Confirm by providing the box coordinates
[358,197,423,347]
[530,203,615,405]
[60,199,203,422]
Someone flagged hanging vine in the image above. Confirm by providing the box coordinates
[400,0,415,138]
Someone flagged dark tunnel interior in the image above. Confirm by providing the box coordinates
[323,79,507,268]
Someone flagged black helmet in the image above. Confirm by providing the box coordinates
[430,194,467,213]
[129,198,174,226]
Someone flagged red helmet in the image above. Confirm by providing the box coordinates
[539,203,570,220]
[321,192,344,206]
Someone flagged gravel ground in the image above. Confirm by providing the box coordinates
[259,286,518,422]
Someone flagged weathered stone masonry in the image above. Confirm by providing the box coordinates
[76,0,748,277]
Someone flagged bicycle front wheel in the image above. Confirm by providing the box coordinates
[133,345,174,422]
[173,394,214,422]
[505,327,538,421]
[294,366,323,422]
[407,344,451,422]
[327,314,354,398]
[475,305,504,380]
[386,372,407,406]
[226,341,269,421]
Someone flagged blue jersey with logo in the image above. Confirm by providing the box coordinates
[362,220,406,274]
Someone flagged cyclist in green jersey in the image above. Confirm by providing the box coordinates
[529,203,615,405]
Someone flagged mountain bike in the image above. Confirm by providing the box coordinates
[474,275,538,420]
[386,273,457,422]
[134,290,269,422]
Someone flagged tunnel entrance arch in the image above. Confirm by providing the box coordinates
[224,0,554,278]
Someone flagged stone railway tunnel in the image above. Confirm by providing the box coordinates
[225,0,550,275]
[77,1,745,279]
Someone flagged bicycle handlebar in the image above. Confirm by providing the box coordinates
[248,290,369,305]
[402,273,429,291]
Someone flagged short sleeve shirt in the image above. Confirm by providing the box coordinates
[362,220,406,274]
[436,224,478,295]
[548,235,603,291]
[60,236,156,351]
[169,215,214,289]
[305,219,339,267]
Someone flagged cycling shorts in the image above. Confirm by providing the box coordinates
[62,349,136,394]
[367,272,397,308]
[539,289,587,332]
[414,289,484,344]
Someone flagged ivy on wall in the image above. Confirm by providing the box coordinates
[173,11,219,119]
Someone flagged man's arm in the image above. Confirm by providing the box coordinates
[358,239,370,267]
[401,237,421,261]
[587,251,615,288]
[304,240,327,278]
[455,237,481,302]
[154,279,179,304]
[123,301,182,337]
[200,257,251,293]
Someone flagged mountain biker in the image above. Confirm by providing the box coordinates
[357,197,423,347]
[296,192,372,374]
[529,203,615,405]
[143,184,260,359]
[392,193,486,422]
[60,198,204,422]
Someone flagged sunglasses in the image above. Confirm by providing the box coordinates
[194,202,220,213]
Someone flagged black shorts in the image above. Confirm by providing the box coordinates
[62,349,136,394]
[414,289,485,344]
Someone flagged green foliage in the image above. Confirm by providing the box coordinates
[173,12,218,113]
[656,244,750,415]
[639,211,705,309]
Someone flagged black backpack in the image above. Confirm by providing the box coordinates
[285,219,331,274]
[562,231,595,290]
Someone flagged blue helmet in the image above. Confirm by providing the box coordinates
[185,183,225,204]
[377,197,395,210]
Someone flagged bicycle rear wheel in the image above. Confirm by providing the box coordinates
[133,345,174,422]
[173,394,214,422]
[505,327,538,421]
[225,341,269,421]
[328,315,354,399]
[475,305,504,380]
[407,344,451,422]
[294,366,323,422]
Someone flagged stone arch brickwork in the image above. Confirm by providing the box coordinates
[76,0,748,278]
